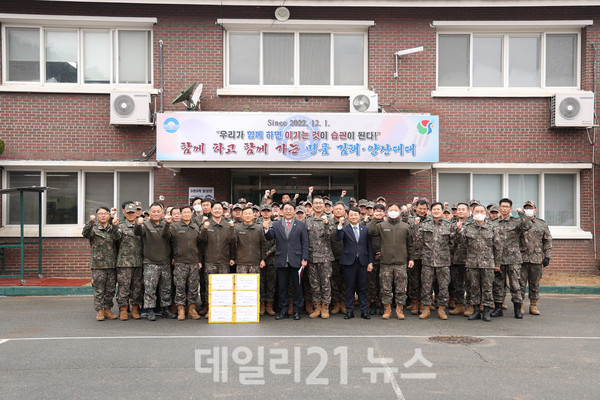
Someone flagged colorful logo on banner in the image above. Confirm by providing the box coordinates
[164,118,180,133]
[417,120,433,135]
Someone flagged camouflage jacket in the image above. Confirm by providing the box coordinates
[113,220,143,268]
[456,221,502,269]
[306,214,335,263]
[416,217,456,268]
[451,218,470,265]
[495,212,532,265]
[520,218,552,264]
[404,214,426,260]
[258,220,277,264]
[366,218,384,255]
[82,220,117,269]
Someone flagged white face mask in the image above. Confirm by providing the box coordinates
[473,213,486,222]
[193,204,202,212]
[524,209,535,217]
[388,211,400,219]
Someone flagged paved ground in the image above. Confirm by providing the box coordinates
[0,294,599,400]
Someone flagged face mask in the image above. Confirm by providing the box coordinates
[524,209,535,217]
[473,213,486,222]
[193,204,202,212]
[388,211,400,219]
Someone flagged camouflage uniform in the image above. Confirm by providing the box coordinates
[520,217,552,301]
[165,220,202,306]
[493,212,532,304]
[451,218,469,305]
[113,220,144,308]
[82,220,117,311]
[417,217,456,307]
[200,218,236,275]
[369,218,414,306]
[260,220,278,303]
[404,214,425,303]
[457,221,502,307]
[367,218,383,304]
[306,214,335,304]
[233,221,266,274]
[330,216,348,304]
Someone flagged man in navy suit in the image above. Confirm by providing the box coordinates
[335,207,374,319]
[263,201,309,320]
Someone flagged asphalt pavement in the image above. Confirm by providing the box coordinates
[0,294,599,400]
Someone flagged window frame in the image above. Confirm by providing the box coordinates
[0,13,156,93]
[432,20,592,97]
[1,166,154,236]
[217,19,373,97]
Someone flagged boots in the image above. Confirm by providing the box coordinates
[288,303,294,315]
[177,305,186,321]
[199,303,209,316]
[340,302,347,314]
[96,310,105,321]
[131,304,141,319]
[378,301,384,315]
[395,304,405,320]
[382,304,392,319]
[437,306,448,320]
[147,309,156,321]
[514,303,523,319]
[490,302,503,317]
[259,301,265,316]
[369,302,377,315]
[463,304,474,317]
[468,305,481,320]
[502,301,507,310]
[482,306,492,322]
[266,302,275,316]
[411,301,420,315]
[521,303,525,315]
[170,303,178,315]
[163,306,177,319]
[449,295,456,309]
[305,301,314,315]
[529,299,540,315]
[419,305,431,319]
[119,306,128,321]
[309,302,322,318]
[188,304,201,320]
[331,302,341,314]
[104,308,118,320]
[449,304,465,315]
[321,303,330,319]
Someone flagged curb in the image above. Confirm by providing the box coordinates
[0,285,599,297]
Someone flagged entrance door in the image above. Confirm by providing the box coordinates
[231,170,357,205]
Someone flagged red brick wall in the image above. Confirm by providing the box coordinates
[0,1,598,276]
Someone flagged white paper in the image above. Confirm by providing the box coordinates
[209,306,233,323]
[236,290,258,306]
[235,274,259,291]
[210,290,234,306]
[210,274,234,290]
[235,306,259,322]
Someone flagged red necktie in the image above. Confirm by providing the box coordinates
[286,220,290,230]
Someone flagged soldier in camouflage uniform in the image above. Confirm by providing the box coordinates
[306,195,335,319]
[456,204,502,322]
[112,202,144,320]
[199,202,236,284]
[233,207,266,274]
[82,206,118,321]
[403,198,429,315]
[491,198,532,319]
[519,200,552,315]
[330,201,348,314]
[134,202,176,321]
[449,202,470,316]
[369,203,414,320]
[416,202,457,320]
[163,205,202,321]
[257,204,277,316]
[366,204,386,315]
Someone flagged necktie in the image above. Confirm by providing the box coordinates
[287,220,290,231]
[354,225,359,242]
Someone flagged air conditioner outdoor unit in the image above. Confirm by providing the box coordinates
[349,92,378,113]
[110,92,152,125]
[550,92,595,128]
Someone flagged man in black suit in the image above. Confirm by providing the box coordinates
[335,207,374,319]
[263,201,309,320]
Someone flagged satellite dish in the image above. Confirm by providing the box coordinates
[352,94,371,112]
[275,6,290,21]
[113,94,136,117]
[172,82,202,111]
[558,97,581,120]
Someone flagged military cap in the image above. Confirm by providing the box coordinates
[134,201,143,210]
[271,202,280,208]
[376,196,387,203]
[469,199,481,206]
[252,204,260,211]
[366,201,375,209]
[221,201,230,209]
[524,200,537,208]
[232,203,243,210]
[238,198,247,204]
[124,203,137,213]
[260,204,272,211]
[324,200,333,206]
[451,203,458,210]
[295,206,306,214]
[349,197,357,204]
[304,200,312,206]
[443,206,452,214]
[489,205,500,213]
[358,199,368,207]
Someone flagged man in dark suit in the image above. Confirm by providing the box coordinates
[263,201,309,320]
[335,206,374,319]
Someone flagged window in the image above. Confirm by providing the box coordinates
[219,19,373,95]
[3,26,152,86]
[4,169,151,226]
[437,171,576,227]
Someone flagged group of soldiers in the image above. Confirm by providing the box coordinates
[83,187,552,323]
